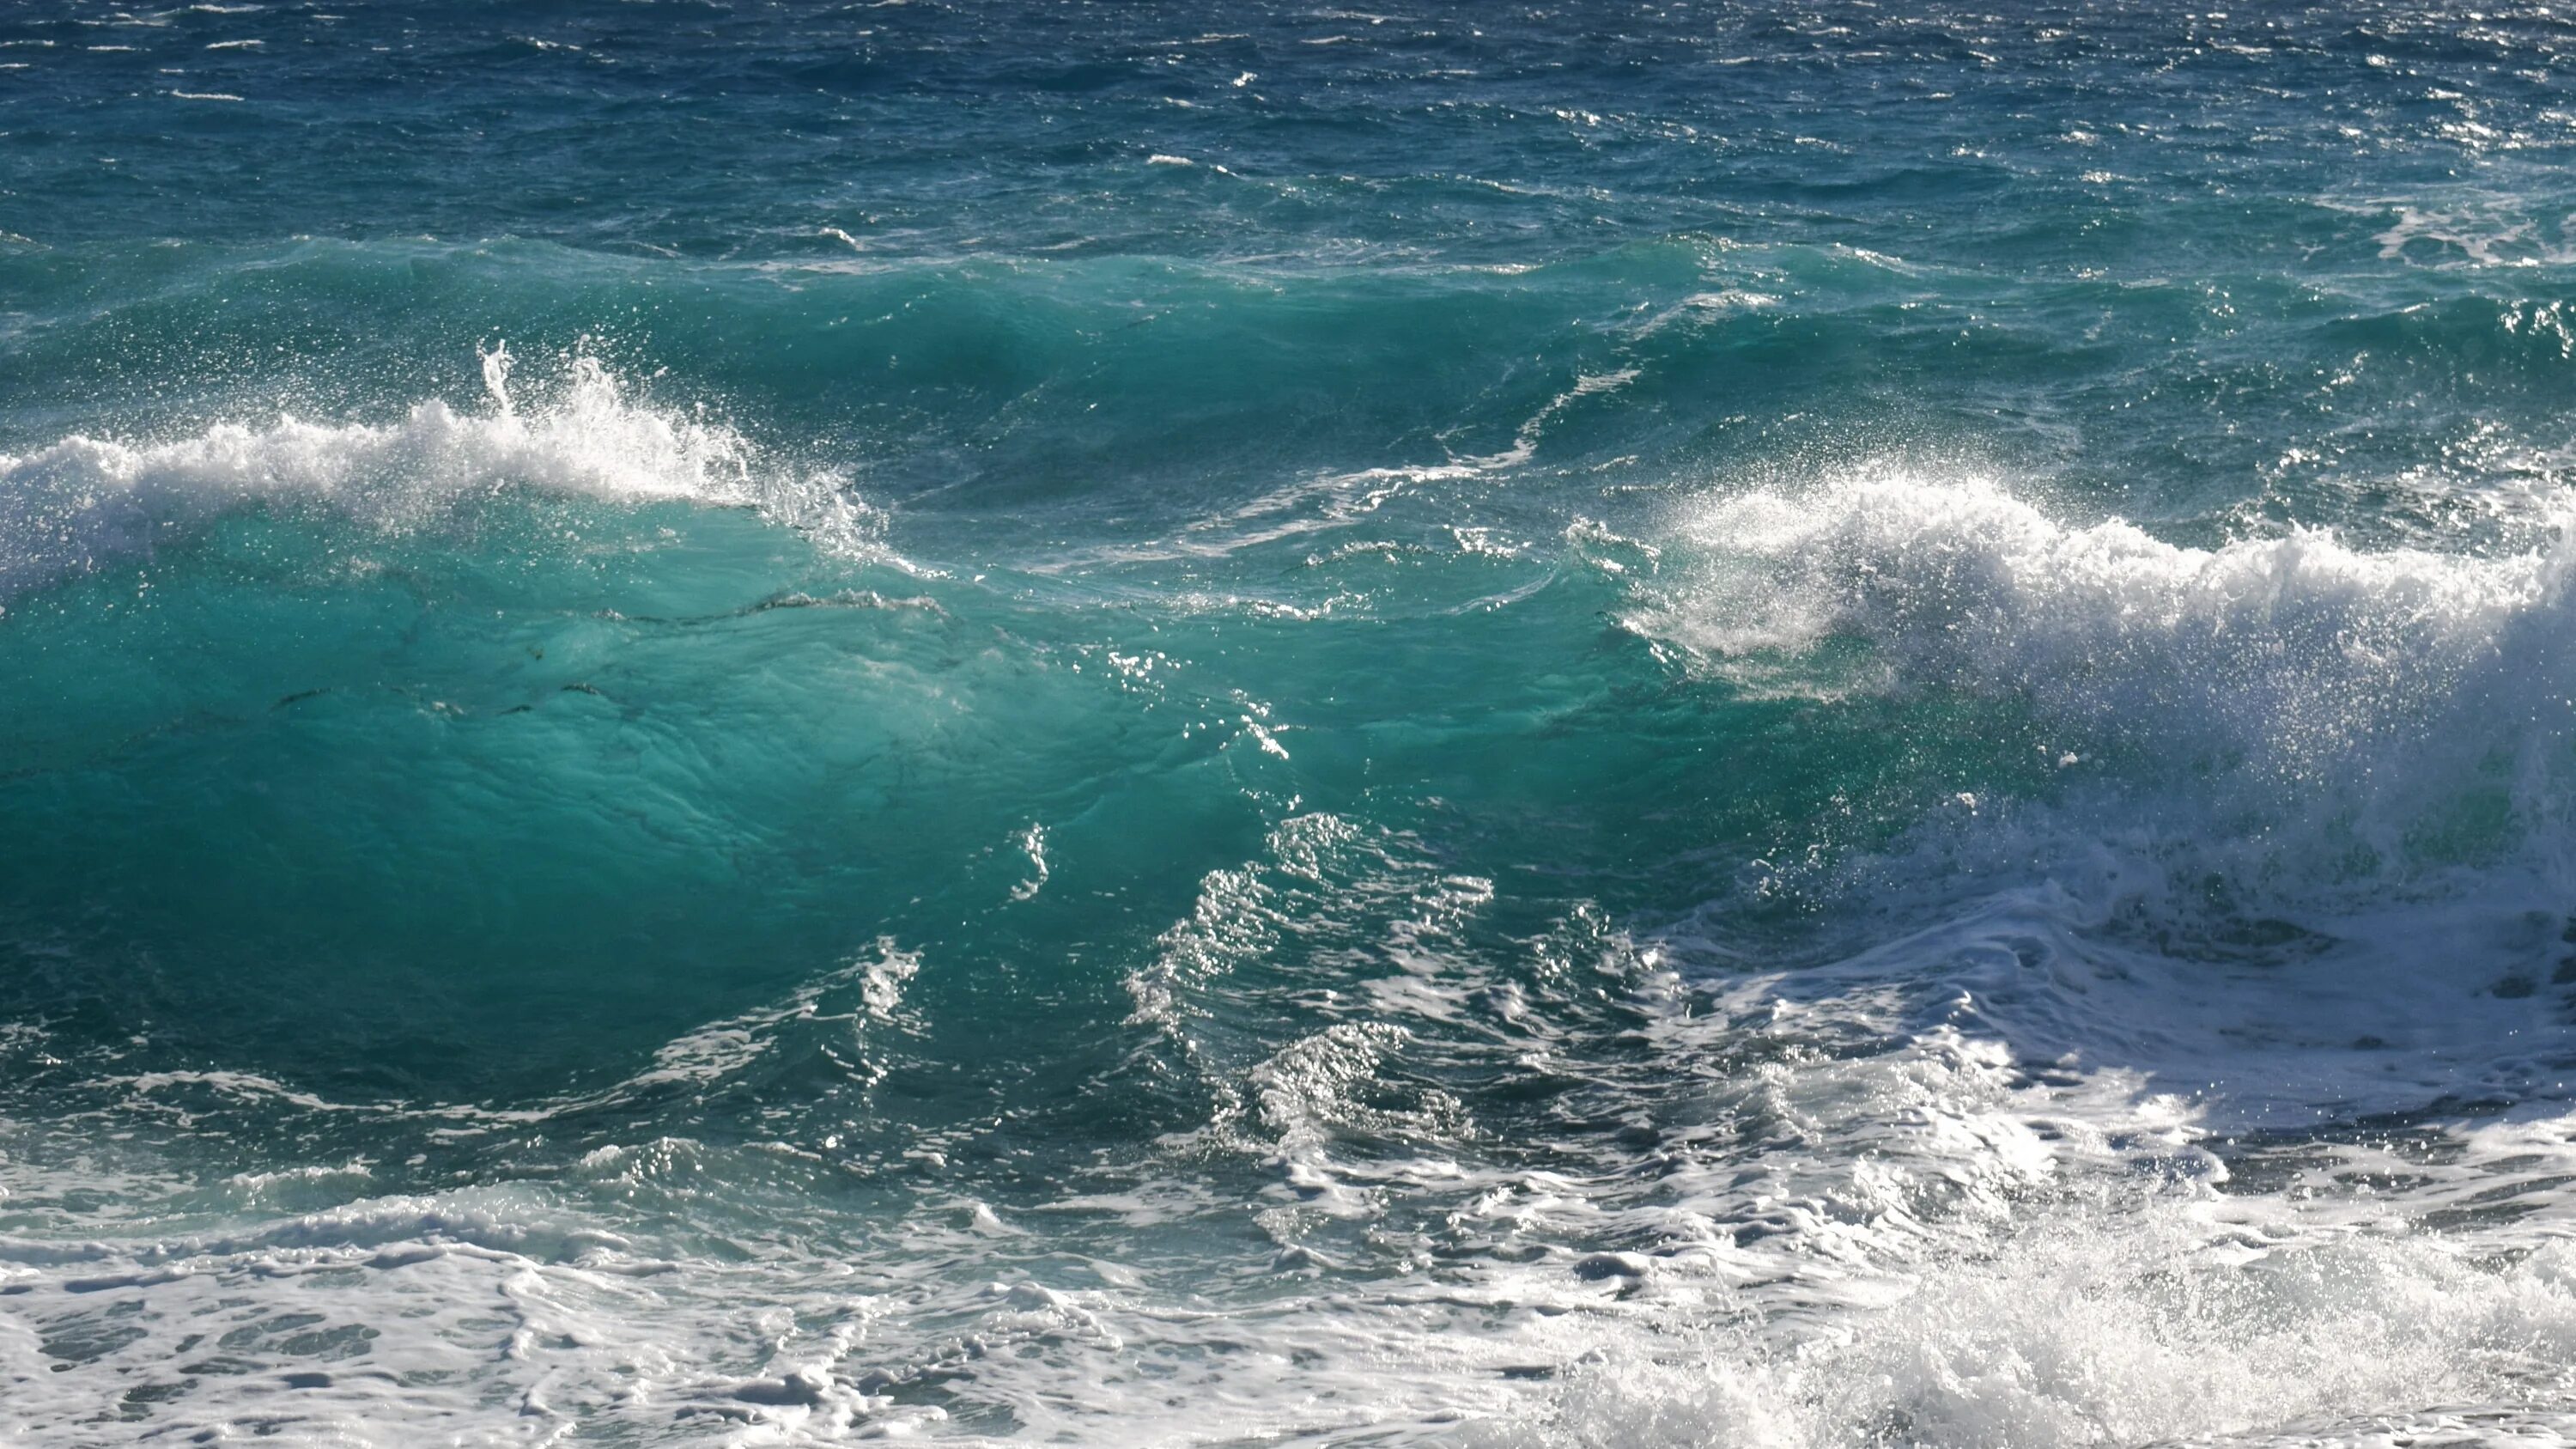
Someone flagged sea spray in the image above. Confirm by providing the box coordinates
[0,351,878,599]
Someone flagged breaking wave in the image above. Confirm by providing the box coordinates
[0,350,876,600]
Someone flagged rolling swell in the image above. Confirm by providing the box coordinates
[18,234,2575,510]
[9,265,2576,1160]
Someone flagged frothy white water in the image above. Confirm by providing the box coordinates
[1086,813,2576,1447]
[1631,471,2576,904]
[1643,472,2566,765]
[1614,467,2576,1123]
[9,818,2576,1446]
[1502,1217,2576,1449]
[0,354,878,599]
[14,926,2576,1447]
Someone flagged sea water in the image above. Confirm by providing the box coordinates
[9,2,2576,1444]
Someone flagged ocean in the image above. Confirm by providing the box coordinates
[8,1,2576,1443]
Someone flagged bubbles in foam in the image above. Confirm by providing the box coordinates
[0,351,878,600]
[1498,1211,2576,1449]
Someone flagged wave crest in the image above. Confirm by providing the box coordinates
[1637,472,2576,895]
[0,355,875,599]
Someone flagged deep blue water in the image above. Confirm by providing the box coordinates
[10,3,2576,1444]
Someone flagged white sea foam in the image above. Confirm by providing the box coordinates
[30,920,2567,1449]
[12,825,2576,1446]
[2367,198,2576,267]
[0,353,878,600]
[1496,1216,2576,1448]
[1631,470,2576,901]
[1605,468,2576,1123]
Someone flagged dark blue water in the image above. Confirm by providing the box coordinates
[9,3,2576,1444]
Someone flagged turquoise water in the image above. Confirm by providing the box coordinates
[11,3,2576,1444]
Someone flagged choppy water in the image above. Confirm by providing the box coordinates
[9,2,2576,1444]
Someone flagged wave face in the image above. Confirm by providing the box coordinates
[12,3,2576,1446]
